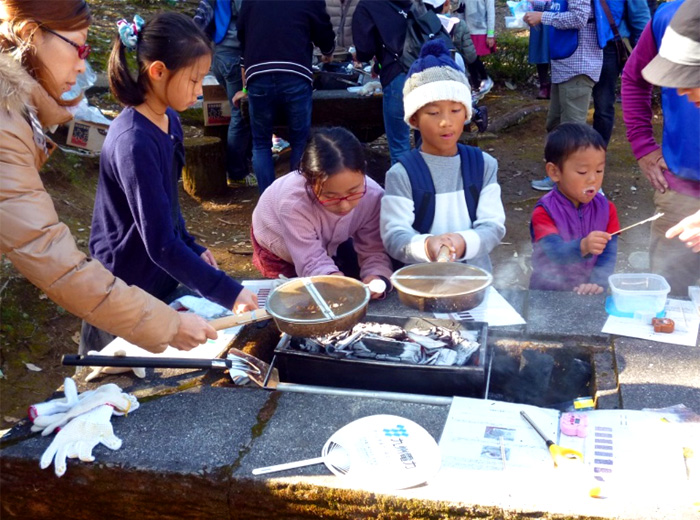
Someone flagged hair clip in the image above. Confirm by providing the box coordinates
[117,14,144,51]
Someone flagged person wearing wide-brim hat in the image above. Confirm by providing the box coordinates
[642,0,700,95]
[621,0,700,295]
[642,0,700,256]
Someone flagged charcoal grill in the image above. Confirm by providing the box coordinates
[267,315,490,398]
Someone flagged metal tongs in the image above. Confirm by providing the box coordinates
[62,347,278,388]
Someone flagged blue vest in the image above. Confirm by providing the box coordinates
[548,0,579,60]
[592,0,625,48]
[530,189,610,291]
[652,0,700,182]
[398,144,484,234]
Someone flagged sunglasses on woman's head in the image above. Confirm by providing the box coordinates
[41,27,91,60]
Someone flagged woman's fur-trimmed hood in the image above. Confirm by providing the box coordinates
[0,52,72,127]
[0,52,34,115]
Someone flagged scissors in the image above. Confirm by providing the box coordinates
[520,411,584,467]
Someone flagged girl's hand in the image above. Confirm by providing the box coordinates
[362,275,388,300]
[581,231,611,257]
[486,36,496,49]
[171,313,217,351]
[200,249,218,269]
[233,288,259,314]
[573,283,604,295]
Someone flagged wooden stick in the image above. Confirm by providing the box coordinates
[611,212,664,236]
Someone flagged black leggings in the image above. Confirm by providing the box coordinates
[467,59,488,88]
[537,63,550,86]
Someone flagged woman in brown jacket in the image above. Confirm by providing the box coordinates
[0,0,218,352]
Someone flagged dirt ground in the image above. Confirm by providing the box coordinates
[0,0,663,430]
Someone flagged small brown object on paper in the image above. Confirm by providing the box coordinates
[651,317,675,333]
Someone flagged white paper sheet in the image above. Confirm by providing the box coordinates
[602,298,699,347]
[439,397,560,471]
[97,279,277,360]
[433,286,526,327]
[438,397,693,501]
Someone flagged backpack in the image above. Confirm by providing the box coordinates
[387,1,456,72]
[398,144,484,234]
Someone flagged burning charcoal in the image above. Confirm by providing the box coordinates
[333,330,362,351]
[454,340,479,365]
[361,335,406,356]
[350,341,373,356]
[299,338,325,353]
[433,348,458,366]
[398,343,423,364]
[352,322,407,340]
[375,354,402,362]
[407,331,448,350]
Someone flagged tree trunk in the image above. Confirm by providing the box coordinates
[182,136,226,199]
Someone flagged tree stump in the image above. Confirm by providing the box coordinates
[182,136,226,199]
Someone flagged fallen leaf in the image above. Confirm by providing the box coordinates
[505,81,516,90]
[24,363,42,372]
[39,293,48,300]
[3,416,20,424]
[71,331,81,345]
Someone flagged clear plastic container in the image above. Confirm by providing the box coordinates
[505,16,527,29]
[608,273,670,314]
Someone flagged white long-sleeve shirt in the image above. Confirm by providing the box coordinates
[380,150,505,272]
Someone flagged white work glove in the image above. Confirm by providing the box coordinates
[40,404,123,477]
[84,339,151,382]
[31,383,138,436]
[29,378,81,421]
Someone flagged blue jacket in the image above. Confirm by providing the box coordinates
[594,0,649,47]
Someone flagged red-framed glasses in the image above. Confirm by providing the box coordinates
[41,27,91,60]
[314,179,367,206]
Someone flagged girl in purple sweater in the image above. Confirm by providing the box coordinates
[251,127,393,299]
[84,12,258,352]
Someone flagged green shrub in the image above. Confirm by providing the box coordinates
[482,31,535,86]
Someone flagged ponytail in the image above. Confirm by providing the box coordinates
[107,11,212,107]
[108,35,147,106]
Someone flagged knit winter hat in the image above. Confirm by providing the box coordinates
[402,40,472,129]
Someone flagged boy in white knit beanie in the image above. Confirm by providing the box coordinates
[380,40,505,271]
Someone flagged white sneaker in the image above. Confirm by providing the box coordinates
[478,77,494,97]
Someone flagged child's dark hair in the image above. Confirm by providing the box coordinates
[108,12,212,106]
[300,127,366,193]
[544,123,606,169]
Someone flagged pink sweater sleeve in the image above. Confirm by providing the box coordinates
[621,21,660,161]
[278,202,341,277]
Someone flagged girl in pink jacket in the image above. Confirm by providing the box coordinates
[251,127,393,298]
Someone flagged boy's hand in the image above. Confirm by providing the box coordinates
[362,275,388,300]
[425,233,466,262]
[581,231,611,257]
[573,283,604,295]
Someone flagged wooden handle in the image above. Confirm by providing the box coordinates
[208,309,271,330]
[436,245,451,263]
